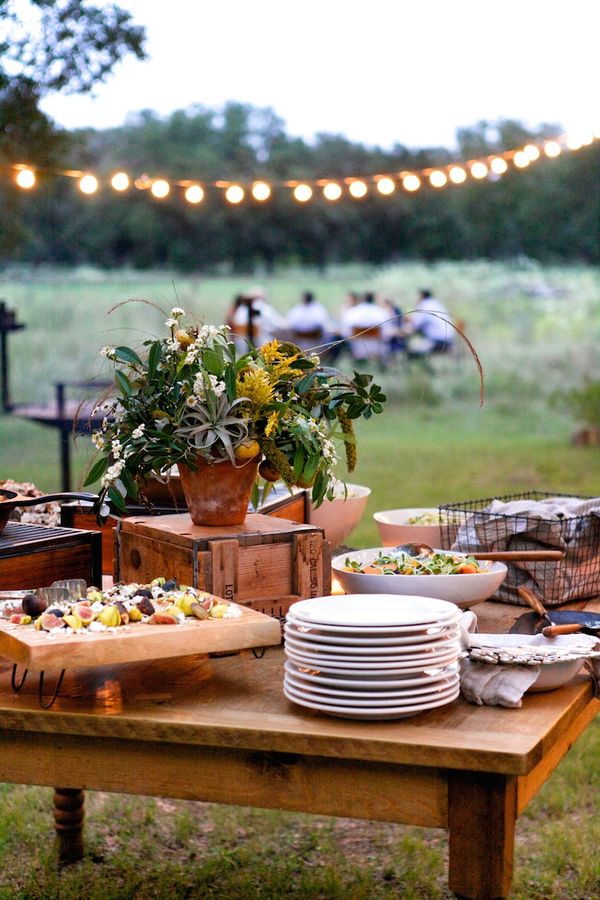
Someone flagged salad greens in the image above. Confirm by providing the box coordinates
[343,551,485,575]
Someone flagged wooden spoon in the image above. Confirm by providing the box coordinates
[394,542,564,562]
[517,586,584,638]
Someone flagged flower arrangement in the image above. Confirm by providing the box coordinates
[86,305,386,521]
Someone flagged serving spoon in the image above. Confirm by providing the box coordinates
[393,542,565,562]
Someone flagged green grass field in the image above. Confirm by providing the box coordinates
[0,261,599,897]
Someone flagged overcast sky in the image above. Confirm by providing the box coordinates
[41,0,599,151]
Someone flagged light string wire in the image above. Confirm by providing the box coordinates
[5,129,598,203]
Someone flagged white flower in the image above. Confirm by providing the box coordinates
[170,307,185,318]
[91,431,105,449]
[165,317,178,328]
[100,346,116,360]
[111,439,122,459]
[131,424,146,439]
[100,458,125,488]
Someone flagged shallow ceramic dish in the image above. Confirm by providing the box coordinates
[467,632,599,692]
[309,483,371,549]
[373,507,446,548]
[331,548,507,609]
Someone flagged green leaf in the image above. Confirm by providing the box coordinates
[203,348,224,376]
[224,366,237,402]
[295,372,317,394]
[147,341,162,378]
[115,370,133,396]
[114,346,143,367]
[292,445,305,482]
[107,485,128,513]
[83,456,108,486]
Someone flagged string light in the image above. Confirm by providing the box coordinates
[402,174,421,192]
[323,182,342,201]
[490,157,508,174]
[4,128,596,206]
[251,181,271,201]
[376,177,395,195]
[449,166,467,184]
[429,170,447,188]
[111,172,129,191]
[185,184,204,204]
[15,167,36,189]
[348,180,368,198]
[293,184,312,202]
[79,174,98,194]
[470,162,488,179]
[544,140,561,157]
[225,184,244,204]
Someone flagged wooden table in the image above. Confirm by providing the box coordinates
[0,598,598,900]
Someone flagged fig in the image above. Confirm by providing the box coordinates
[147,613,178,625]
[22,593,48,618]
[40,611,66,631]
[10,613,32,625]
[98,605,121,627]
[151,577,165,587]
[259,460,280,482]
[63,613,83,630]
[73,604,95,625]
[174,593,197,616]
[163,579,178,591]
[127,606,143,622]
[136,596,155,617]
[87,589,104,603]
[209,602,229,619]
[46,607,65,617]
[133,587,153,599]
[190,602,209,620]
[115,601,129,625]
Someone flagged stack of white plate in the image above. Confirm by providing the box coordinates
[284,593,463,720]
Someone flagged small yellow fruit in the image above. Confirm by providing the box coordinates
[235,439,260,460]
[174,329,194,347]
[63,614,83,630]
[127,606,143,622]
[175,593,197,616]
[209,603,230,618]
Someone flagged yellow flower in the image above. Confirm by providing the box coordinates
[259,340,302,381]
[259,340,282,364]
[236,368,274,409]
[264,410,280,437]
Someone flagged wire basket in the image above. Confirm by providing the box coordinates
[438,491,600,606]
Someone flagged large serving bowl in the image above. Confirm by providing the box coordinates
[373,507,447,549]
[309,483,371,549]
[331,547,507,609]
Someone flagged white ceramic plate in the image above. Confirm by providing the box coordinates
[284,682,460,719]
[284,633,462,661]
[284,676,459,708]
[331,550,507,608]
[284,621,460,647]
[285,659,460,689]
[288,593,461,627]
[285,669,460,700]
[286,611,459,637]
[284,647,461,673]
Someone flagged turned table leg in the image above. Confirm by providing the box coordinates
[53,787,85,865]
[448,771,517,900]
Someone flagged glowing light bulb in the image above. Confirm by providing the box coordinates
[15,168,35,189]
[470,162,488,179]
[544,141,561,158]
[185,185,204,204]
[151,179,170,199]
[251,181,271,201]
[565,133,584,150]
[376,177,395,195]
[111,172,129,191]
[348,180,367,198]
[225,184,244,204]
[402,174,421,192]
[323,182,342,201]
[490,157,508,174]
[429,170,447,188]
[79,174,98,194]
[293,184,313,202]
[448,166,466,184]
[512,151,530,168]
[524,144,540,161]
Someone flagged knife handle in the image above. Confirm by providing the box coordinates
[542,623,584,638]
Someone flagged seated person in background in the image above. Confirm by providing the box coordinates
[340,291,391,361]
[381,297,406,356]
[406,289,455,355]
[230,287,286,348]
[286,291,332,349]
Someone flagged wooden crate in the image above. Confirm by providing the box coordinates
[61,487,308,577]
[0,522,102,591]
[116,513,330,607]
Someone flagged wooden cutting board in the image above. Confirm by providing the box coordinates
[0,606,281,671]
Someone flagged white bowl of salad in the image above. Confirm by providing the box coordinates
[332,547,507,609]
[373,507,451,549]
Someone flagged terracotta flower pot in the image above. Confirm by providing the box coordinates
[178,455,261,526]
